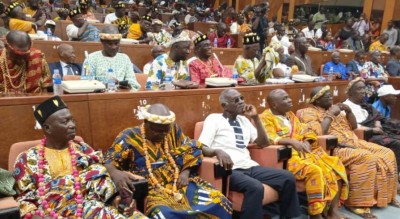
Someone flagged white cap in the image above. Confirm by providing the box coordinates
[377,85,400,97]
[45,20,56,26]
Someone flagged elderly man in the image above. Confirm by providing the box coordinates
[199,88,300,219]
[346,50,368,76]
[48,44,82,78]
[5,2,45,34]
[0,30,51,93]
[208,22,235,48]
[369,33,389,52]
[234,33,267,85]
[323,51,349,80]
[341,30,363,51]
[14,96,147,219]
[289,36,316,76]
[259,89,348,219]
[148,19,171,46]
[127,15,153,44]
[299,85,400,218]
[82,25,140,90]
[373,85,400,118]
[189,34,231,87]
[364,50,389,102]
[104,103,232,218]
[386,46,400,76]
[66,8,99,42]
[147,33,198,89]
[104,1,126,24]
[344,78,400,171]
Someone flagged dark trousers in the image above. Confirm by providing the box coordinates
[230,166,301,219]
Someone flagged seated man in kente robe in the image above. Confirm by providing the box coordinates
[104,103,233,218]
[298,85,400,218]
[66,8,99,42]
[14,95,148,219]
[5,2,45,34]
[259,89,349,219]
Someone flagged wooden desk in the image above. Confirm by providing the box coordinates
[31,41,243,69]
[0,81,349,169]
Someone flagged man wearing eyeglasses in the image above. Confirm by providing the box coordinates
[0,30,51,93]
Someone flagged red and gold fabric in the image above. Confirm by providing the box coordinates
[0,48,51,93]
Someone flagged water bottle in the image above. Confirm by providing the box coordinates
[327,67,333,81]
[106,68,116,92]
[213,37,218,48]
[145,80,152,90]
[164,69,174,90]
[53,69,63,95]
[227,38,231,48]
[232,68,239,80]
[46,28,53,41]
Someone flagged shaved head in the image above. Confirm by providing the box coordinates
[6,30,31,49]
[267,89,286,106]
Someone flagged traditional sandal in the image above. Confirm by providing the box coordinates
[345,207,377,219]
[391,199,400,208]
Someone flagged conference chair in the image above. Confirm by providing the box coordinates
[194,121,293,212]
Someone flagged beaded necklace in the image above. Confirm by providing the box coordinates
[24,137,83,219]
[141,124,183,202]
[196,57,219,77]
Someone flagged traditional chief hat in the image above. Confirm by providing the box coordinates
[306,85,331,104]
[194,33,208,47]
[171,21,181,29]
[141,15,152,22]
[118,20,128,31]
[34,96,68,126]
[243,33,260,45]
[346,77,365,94]
[114,2,125,9]
[152,19,163,25]
[5,2,22,16]
[170,31,191,46]
[137,105,176,124]
[69,8,82,17]
[79,0,89,8]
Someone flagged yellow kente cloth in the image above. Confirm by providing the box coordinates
[22,7,37,17]
[45,147,73,178]
[298,106,398,207]
[9,18,36,34]
[259,109,348,215]
[127,23,142,40]
[369,40,388,52]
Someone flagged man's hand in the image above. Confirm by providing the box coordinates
[215,149,233,170]
[177,169,190,189]
[290,139,311,158]
[328,104,341,116]
[337,103,352,114]
[372,126,384,134]
[243,104,258,117]
[109,168,144,194]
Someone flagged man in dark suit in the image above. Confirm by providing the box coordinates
[346,50,367,76]
[341,30,363,51]
[48,44,82,77]
[386,46,400,76]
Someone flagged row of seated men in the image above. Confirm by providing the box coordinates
[2,78,400,219]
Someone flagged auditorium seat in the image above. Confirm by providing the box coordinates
[194,121,292,212]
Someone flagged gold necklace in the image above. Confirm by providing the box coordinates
[0,49,27,92]
[141,124,183,202]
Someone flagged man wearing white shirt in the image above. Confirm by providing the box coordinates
[352,13,369,36]
[302,20,320,39]
[104,3,125,24]
[199,88,300,219]
[270,25,290,54]
[48,44,82,77]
